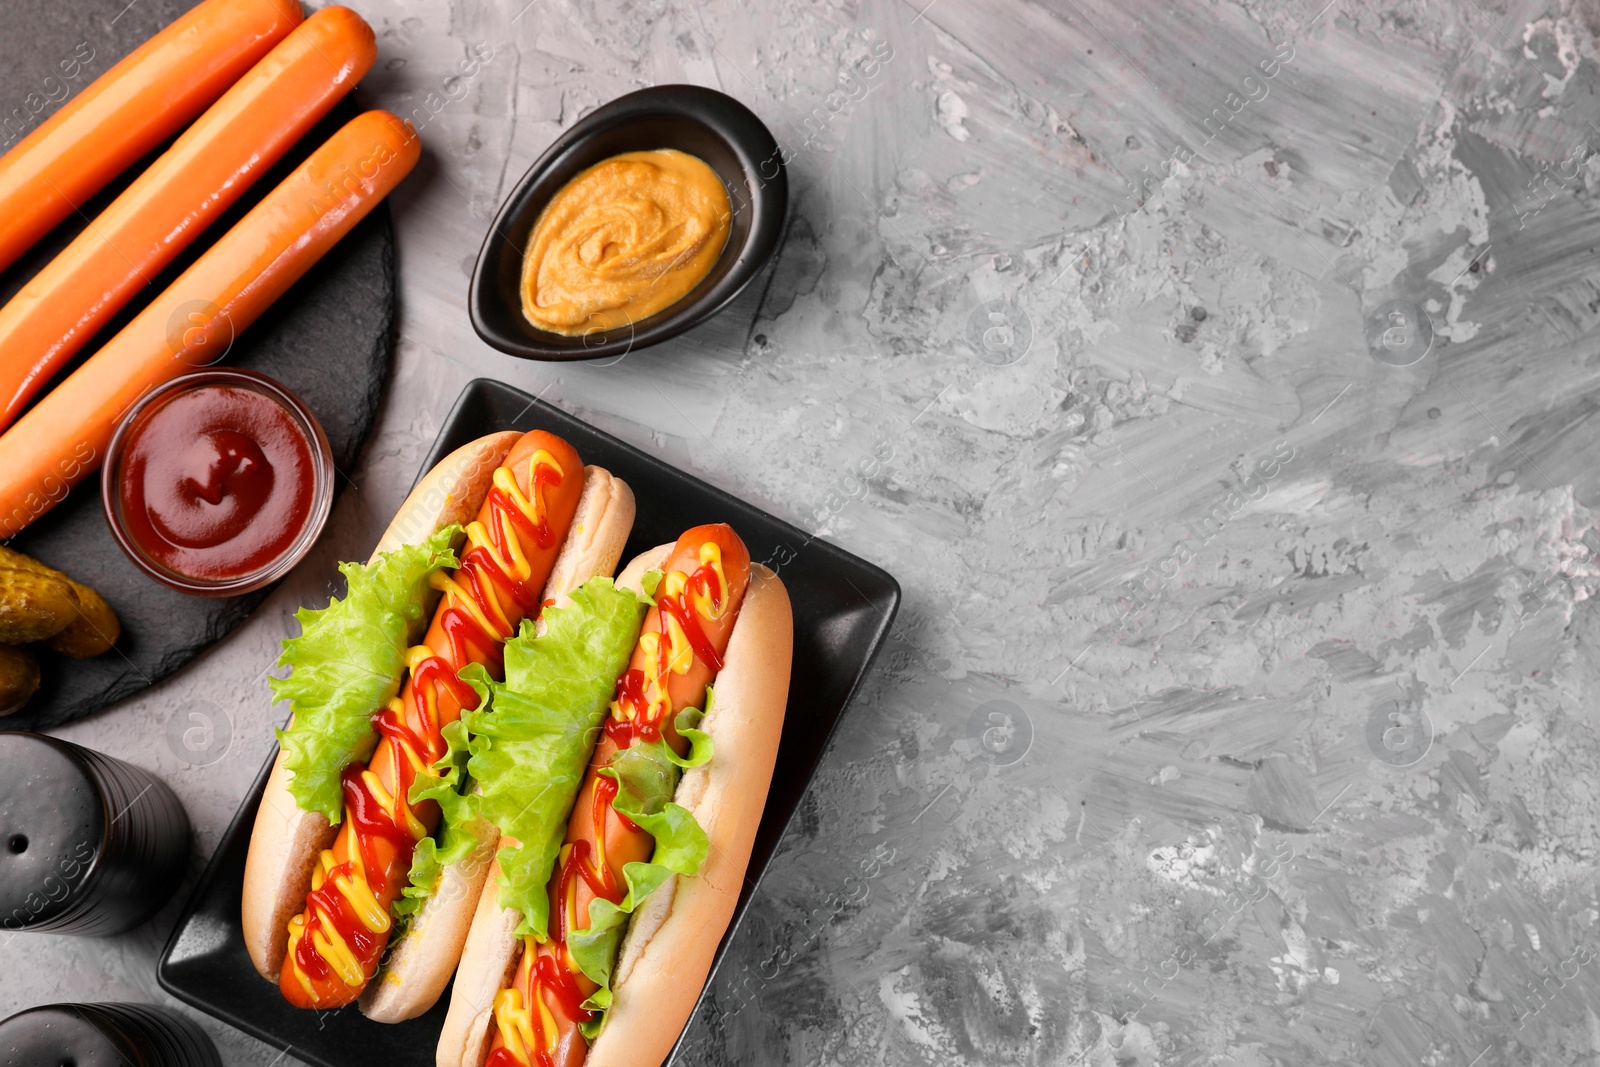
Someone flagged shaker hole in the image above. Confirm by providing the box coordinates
[6,834,25,854]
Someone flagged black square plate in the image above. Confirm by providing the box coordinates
[158,379,900,1066]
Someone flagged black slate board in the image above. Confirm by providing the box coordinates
[0,0,395,729]
[159,380,902,1067]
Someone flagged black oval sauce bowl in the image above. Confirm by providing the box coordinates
[470,84,788,361]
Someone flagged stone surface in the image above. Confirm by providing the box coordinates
[0,0,396,730]
[0,204,393,729]
[5,1,1600,1065]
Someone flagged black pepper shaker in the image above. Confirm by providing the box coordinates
[0,732,190,935]
[0,1003,221,1066]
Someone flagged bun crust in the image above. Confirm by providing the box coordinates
[433,856,524,1067]
[240,752,331,981]
[371,433,523,559]
[362,466,637,1022]
[436,555,793,1067]
[615,543,674,598]
[242,432,519,982]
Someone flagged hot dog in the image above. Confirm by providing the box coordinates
[0,0,302,274]
[0,109,420,540]
[437,525,794,1067]
[0,6,377,430]
[243,430,639,1023]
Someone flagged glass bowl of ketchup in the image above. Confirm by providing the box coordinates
[101,369,334,596]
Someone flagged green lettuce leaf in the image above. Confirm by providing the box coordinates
[568,693,714,1023]
[665,695,714,770]
[272,526,461,822]
[636,569,663,607]
[393,718,486,929]
[462,576,654,941]
[392,834,443,927]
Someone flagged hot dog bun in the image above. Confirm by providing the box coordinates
[431,851,521,1066]
[434,542,672,1066]
[435,548,793,1067]
[587,564,791,1067]
[243,430,521,981]
[242,435,637,999]
[361,465,637,1022]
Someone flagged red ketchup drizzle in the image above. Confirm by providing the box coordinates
[295,771,409,984]
[690,562,725,613]
[546,853,597,1025]
[470,548,541,616]
[562,840,618,909]
[375,712,434,767]
[340,766,413,848]
[657,593,722,672]
[440,593,505,674]
[339,766,412,889]
[304,871,378,957]
[531,467,561,546]
[291,917,331,980]
[490,465,560,554]
[603,668,659,750]
[594,775,640,835]
[488,486,538,544]
[409,657,482,727]
[537,952,591,1025]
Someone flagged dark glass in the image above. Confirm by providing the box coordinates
[102,369,334,597]
[0,1003,220,1066]
[0,733,190,935]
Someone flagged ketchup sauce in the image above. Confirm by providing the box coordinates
[115,381,318,583]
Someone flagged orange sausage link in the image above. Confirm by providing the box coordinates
[490,525,752,1067]
[280,432,586,1009]
[0,110,421,540]
[0,0,303,274]
[0,6,376,431]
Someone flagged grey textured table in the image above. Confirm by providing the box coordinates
[6,0,1600,1064]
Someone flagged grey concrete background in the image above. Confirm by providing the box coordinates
[6,0,1600,1064]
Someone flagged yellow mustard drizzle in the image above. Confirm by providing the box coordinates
[332,867,390,933]
[311,920,364,986]
[493,986,538,1063]
[537,984,560,1052]
[431,569,506,643]
[691,542,728,619]
[476,473,534,563]
[494,451,553,527]
[642,631,667,717]
[663,612,693,675]
[590,815,609,902]
[283,916,317,1000]
[495,932,557,1065]
[301,822,396,982]
[404,648,441,736]
[562,842,581,947]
